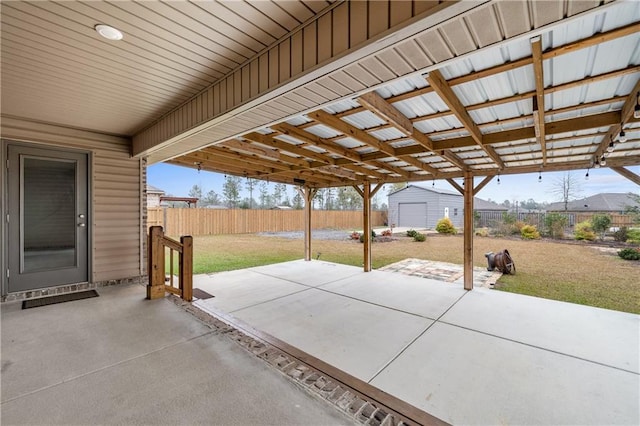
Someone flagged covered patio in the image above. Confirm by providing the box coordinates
[191,260,639,425]
[2,1,640,424]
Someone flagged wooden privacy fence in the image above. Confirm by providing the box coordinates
[148,208,386,236]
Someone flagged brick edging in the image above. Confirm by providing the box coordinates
[168,295,417,426]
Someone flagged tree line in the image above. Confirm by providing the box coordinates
[184,176,387,210]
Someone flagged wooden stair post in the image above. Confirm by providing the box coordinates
[179,235,193,302]
[147,225,166,299]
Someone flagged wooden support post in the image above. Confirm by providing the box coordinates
[363,183,372,272]
[302,187,316,261]
[463,173,474,291]
[179,235,193,302]
[147,225,166,300]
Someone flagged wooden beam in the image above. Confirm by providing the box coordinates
[244,132,336,165]
[362,183,372,272]
[316,165,356,180]
[473,175,494,195]
[370,183,384,197]
[303,187,317,261]
[358,91,413,136]
[610,166,640,186]
[595,78,640,159]
[219,139,280,160]
[446,178,464,195]
[463,172,474,291]
[427,70,483,145]
[531,36,547,164]
[273,123,363,162]
[426,70,503,166]
[440,150,467,171]
[309,109,397,157]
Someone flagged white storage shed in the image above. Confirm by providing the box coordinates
[388,184,464,229]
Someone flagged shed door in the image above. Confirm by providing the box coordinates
[7,144,89,292]
[398,202,427,228]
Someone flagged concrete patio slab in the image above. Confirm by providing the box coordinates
[193,260,640,425]
[319,270,465,319]
[1,284,352,425]
[249,259,362,287]
[224,288,433,382]
[1,284,208,402]
[370,322,639,425]
[441,287,640,374]
[193,269,308,313]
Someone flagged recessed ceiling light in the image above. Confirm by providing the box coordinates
[95,24,123,41]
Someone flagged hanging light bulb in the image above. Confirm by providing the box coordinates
[634,92,640,119]
[600,155,606,167]
[538,171,542,183]
[585,168,590,180]
[594,157,600,168]
[432,179,435,188]
[497,174,501,185]
[607,140,615,153]
[619,123,627,143]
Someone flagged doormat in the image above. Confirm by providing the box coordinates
[192,288,215,300]
[22,290,99,309]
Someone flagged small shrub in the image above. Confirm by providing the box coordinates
[475,227,489,237]
[406,229,418,238]
[350,231,361,240]
[371,229,377,238]
[618,248,640,261]
[627,228,640,245]
[545,212,568,239]
[591,214,612,241]
[381,229,392,237]
[613,227,628,242]
[574,221,596,241]
[413,233,426,242]
[435,217,456,234]
[359,234,364,243]
[521,224,541,240]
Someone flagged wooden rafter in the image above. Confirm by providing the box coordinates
[219,139,280,160]
[531,36,547,164]
[594,78,640,159]
[358,90,413,136]
[426,70,503,167]
[272,123,363,162]
[610,167,640,186]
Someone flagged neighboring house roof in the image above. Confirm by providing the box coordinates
[271,205,293,210]
[547,193,640,212]
[389,183,461,197]
[146,184,165,195]
[474,198,508,211]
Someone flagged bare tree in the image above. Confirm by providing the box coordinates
[551,172,583,211]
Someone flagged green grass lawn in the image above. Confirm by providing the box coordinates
[175,233,640,314]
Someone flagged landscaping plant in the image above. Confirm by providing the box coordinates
[590,214,612,241]
[413,233,426,242]
[627,228,640,245]
[545,212,568,239]
[406,229,418,238]
[613,227,628,242]
[574,221,596,241]
[520,224,541,240]
[618,248,640,261]
[435,217,456,234]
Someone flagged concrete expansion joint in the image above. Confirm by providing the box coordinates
[169,294,415,426]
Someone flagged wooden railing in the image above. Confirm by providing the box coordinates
[146,226,193,302]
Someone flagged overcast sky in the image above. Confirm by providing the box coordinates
[148,162,640,205]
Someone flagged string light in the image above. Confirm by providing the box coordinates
[607,138,615,153]
[538,171,542,183]
[497,174,501,185]
[600,155,606,167]
[619,123,627,143]
[634,91,640,119]
[585,168,590,180]
[594,156,600,168]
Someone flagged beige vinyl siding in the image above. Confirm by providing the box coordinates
[1,117,142,283]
